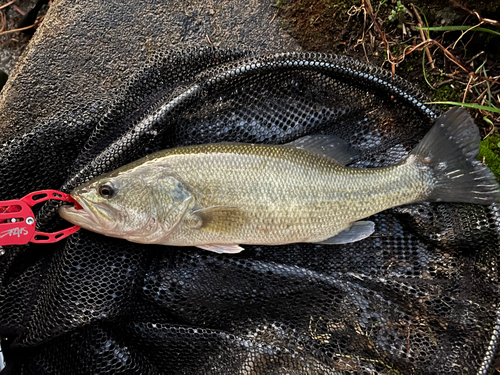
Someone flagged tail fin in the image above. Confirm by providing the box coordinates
[410,107,500,204]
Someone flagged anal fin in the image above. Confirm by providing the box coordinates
[196,243,244,254]
[314,221,375,244]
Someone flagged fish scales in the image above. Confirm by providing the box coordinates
[145,143,429,246]
[59,108,500,253]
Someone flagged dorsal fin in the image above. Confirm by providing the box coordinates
[285,135,358,165]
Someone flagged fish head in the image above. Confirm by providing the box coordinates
[59,169,193,241]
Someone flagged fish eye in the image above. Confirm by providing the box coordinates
[98,184,115,199]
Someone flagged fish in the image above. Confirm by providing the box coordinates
[59,107,500,254]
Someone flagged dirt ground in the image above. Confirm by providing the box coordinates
[278,0,500,179]
[2,0,499,124]
[0,0,41,73]
[1,0,499,178]
[278,0,500,124]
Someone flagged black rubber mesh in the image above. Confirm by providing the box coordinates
[1,49,500,374]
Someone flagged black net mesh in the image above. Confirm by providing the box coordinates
[1,49,499,374]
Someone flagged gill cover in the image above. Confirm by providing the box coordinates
[62,169,194,243]
[139,174,194,243]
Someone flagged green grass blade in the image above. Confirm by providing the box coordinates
[415,26,500,37]
[426,101,500,113]
[483,66,495,108]
[414,5,431,38]
[422,49,433,89]
[474,59,487,74]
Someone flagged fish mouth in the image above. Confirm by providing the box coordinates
[58,196,115,233]
[59,202,101,231]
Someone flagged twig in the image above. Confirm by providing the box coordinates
[484,124,498,139]
[419,39,477,76]
[438,77,469,85]
[269,9,278,24]
[466,51,485,64]
[369,30,375,50]
[470,80,488,89]
[410,3,434,69]
[476,87,489,103]
[352,1,370,63]
[360,2,369,63]
[440,72,463,80]
[205,34,213,46]
[452,23,482,49]
[12,4,24,15]
[0,11,5,33]
[462,74,473,102]
[0,23,36,35]
[363,0,396,73]
[432,39,471,73]
[433,79,455,88]
[361,42,369,63]
[451,0,500,27]
[402,39,500,85]
[0,0,15,11]
[347,4,363,23]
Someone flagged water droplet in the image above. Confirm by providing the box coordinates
[437,162,447,170]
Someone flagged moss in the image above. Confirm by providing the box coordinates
[276,0,287,8]
[426,74,462,107]
[432,84,460,102]
[478,134,500,184]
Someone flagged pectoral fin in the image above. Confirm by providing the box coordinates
[196,243,245,254]
[314,221,375,244]
[188,206,247,233]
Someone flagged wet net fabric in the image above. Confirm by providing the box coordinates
[1,49,500,374]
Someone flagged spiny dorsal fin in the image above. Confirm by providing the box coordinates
[285,135,358,166]
[188,206,247,233]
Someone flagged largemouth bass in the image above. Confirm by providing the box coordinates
[59,107,500,253]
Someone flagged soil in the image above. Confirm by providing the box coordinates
[1,0,499,177]
[0,0,43,73]
[278,0,500,132]
[2,0,499,128]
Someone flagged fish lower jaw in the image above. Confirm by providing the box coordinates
[58,205,102,231]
